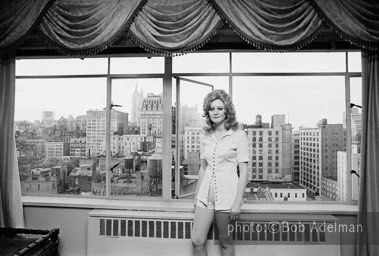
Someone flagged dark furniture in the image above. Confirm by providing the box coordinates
[0,228,59,256]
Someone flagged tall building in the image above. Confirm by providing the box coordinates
[42,111,54,127]
[244,114,292,182]
[337,144,361,201]
[299,119,346,196]
[56,116,68,131]
[180,105,201,131]
[343,108,362,144]
[183,127,203,160]
[86,109,128,157]
[292,131,300,184]
[131,85,144,125]
[139,93,163,136]
[75,115,87,131]
[67,115,75,132]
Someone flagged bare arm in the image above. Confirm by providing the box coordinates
[230,162,248,220]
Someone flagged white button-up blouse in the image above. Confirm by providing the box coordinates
[197,128,249,211]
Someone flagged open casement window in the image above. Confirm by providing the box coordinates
[172,77,213,199]
[170,51,362,203]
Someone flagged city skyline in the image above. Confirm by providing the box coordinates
[14,52,362,130]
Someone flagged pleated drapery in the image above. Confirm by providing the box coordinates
[210,0,324,51]
[357,51,379,256]
[0,54,24,228]
[129,0,222,55]
[38,0,146,56]
[1,0,379,56]
[0,0,53,55]
[312,0,379,50]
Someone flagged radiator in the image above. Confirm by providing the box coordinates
[87,210,341,256]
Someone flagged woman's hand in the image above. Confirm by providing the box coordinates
[229,201,242,220]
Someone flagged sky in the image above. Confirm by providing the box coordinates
[15,52,362,130]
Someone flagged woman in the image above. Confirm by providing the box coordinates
[192,89,249,256]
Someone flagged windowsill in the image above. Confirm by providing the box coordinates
[22,196,358,215]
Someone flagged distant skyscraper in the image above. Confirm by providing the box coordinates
[343,108,362,144]
[42,111,54,127]
[131,85,144,126]
[180,105,201,131]
[75,115,87,131]
[67,115,75,132]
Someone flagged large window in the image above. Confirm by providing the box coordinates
[15,51,361,202]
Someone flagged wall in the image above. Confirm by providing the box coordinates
[23,204,358,256]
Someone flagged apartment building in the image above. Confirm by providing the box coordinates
[139,93,163,136]
[299,119,346,196]
[86,109,128,157]
[244,114,292,182]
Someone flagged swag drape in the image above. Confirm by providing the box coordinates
[1,0,379,56]
[0,1,379,254]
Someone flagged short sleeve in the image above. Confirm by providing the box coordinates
[237,130,249,163]
[199,134,205,160]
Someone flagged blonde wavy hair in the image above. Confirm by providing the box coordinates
[202,89,239,133]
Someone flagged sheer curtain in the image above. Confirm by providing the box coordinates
[0,54,24,228]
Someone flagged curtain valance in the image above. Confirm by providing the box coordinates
[0,0,53,55]
[0,0,379,56]
[210,0,324,51]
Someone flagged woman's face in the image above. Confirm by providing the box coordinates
[209,99,226,126]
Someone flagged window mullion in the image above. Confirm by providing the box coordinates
[106,57,111,197]
[162,57,173,200]
[345,52,353,202]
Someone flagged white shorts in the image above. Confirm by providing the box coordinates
[196,177,229,212]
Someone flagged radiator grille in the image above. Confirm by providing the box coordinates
[99,218,194,240]
[230,221,327,243]
[98,218,330,243]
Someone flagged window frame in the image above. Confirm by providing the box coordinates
[15,50,361,204]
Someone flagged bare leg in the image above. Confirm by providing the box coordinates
[215,211,235,256]
[192,206,214,256]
